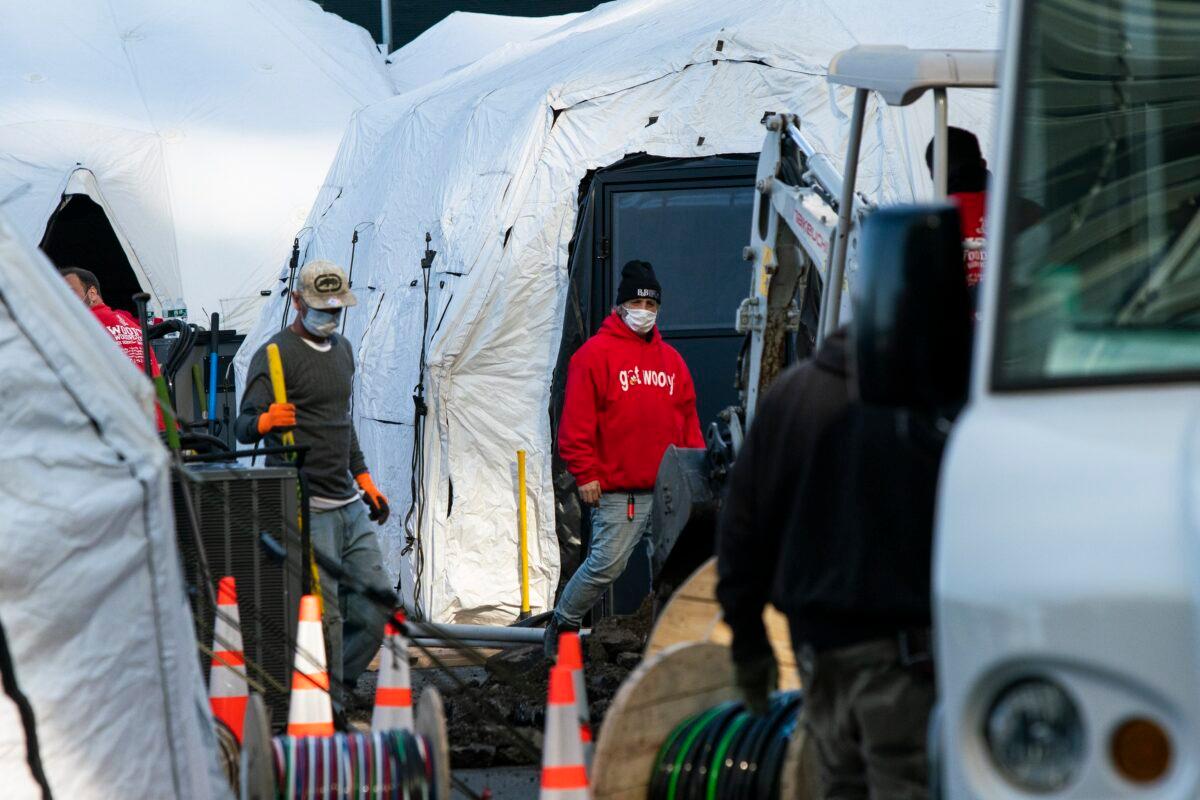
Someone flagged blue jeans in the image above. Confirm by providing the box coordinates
[555,491,654,627]
[309,502,389,691]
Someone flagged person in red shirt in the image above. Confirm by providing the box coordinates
[61,266,164,429]
[547,259,704,658]
[925,127,989,293]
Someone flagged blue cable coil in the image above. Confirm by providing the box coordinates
[271,729,437,800]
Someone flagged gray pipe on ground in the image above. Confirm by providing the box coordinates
[406,621,546,644]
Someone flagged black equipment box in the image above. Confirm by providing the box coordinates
[153,328,243,451]
[172,463,303,729]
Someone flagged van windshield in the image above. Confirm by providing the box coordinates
[994,0,1200,388]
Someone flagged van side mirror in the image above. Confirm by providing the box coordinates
[852,205,972,411]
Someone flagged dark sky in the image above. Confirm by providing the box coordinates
[319,1,599,49]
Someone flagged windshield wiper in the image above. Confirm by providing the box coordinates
[1116,203,1200,325]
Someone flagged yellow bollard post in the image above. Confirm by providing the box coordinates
[517,449,531,620]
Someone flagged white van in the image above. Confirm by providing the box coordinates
[934,0,1200,796]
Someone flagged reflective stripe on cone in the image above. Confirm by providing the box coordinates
[540,664,591,799]
[372,621,415,732]
[288,594,333,737]
[556,631,593,773]
[210,576,249,743]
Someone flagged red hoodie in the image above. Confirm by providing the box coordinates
[951,190,987,288]
[559,312,705,491]
[90,304,164,429]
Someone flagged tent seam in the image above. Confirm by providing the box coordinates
[244,0,386,106]
[101,0,184,314]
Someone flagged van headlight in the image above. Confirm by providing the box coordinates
[985,678,1085,792]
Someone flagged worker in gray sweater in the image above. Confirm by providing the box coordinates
[235,259,391,695]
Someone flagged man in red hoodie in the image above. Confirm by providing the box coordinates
[548,259,704,658]
[925,127,989,296]
[61,267,161,376]
[61,266,164,430]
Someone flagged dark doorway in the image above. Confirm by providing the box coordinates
[551,153,757,617]
[555,154,757,432]
[40,194,142,315]
[605,182,754,427]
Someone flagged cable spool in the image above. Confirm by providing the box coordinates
[648,691,802,800]
[243,686,451,800]
[270,728,438,799]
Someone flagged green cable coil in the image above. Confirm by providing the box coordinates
[649,691,802,800]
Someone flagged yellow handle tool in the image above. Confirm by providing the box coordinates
[266,343,323,612]
[517,449,531,620]
[266,344,296,450]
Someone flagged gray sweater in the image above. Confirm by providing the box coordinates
[235,329,367,499]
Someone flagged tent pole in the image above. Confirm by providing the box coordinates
[933,88,949,200]
[380,0,392,53]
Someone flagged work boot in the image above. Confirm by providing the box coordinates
[543,613,579,663]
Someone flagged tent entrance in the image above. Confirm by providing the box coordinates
[552,153,758,617]
[40,193,142,315]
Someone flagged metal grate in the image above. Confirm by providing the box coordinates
[173,464,302,730]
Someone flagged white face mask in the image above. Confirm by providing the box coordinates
[621,306,658,335]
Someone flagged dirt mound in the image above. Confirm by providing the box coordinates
[443,605,653,768]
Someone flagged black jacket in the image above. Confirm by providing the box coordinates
[716,330,943,661]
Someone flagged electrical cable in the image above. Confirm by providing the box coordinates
[279,228,312,331]
[401,233,436,619]
[259,530,544,763]
[341,222,376,335]
[649,691,803,800]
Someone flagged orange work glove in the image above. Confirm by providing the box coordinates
[356,472,390,524]
[257,402,296,435]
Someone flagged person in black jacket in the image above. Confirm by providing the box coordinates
[716,327,943,799]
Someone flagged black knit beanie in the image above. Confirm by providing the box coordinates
[615,259,662,306]
[925,127,989,193]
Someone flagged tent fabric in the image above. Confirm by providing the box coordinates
[386,11,582,94]
[0,0,393,332]
[0,213,229,798]
[239,0,1000,624]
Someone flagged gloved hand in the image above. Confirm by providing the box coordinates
[735,653,778,716]
[257,402,296,435]
[356,472,390,524]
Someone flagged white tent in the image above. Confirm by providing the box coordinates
[386,11,582,94]
[0,213,228,798]
[0,0,394,332]
[239,0,1000,624]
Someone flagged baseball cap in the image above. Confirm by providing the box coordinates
[296,260,357,309]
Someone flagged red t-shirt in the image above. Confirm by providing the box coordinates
[558,313,705,491]
[951,191,987,288]
[90,304,164,429]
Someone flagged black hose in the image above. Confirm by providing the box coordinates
[147,319,195,398]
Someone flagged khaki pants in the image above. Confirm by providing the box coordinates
[797,637,935,800]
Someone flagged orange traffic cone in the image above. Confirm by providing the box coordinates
[287,594,334,737]
[209,576,249,743]
[556,632,593,772]
[372,620,414,731]
[540,665,591,799]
